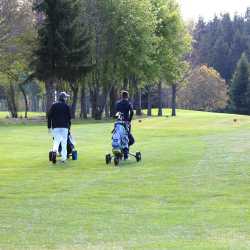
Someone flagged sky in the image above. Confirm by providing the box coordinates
[179,0,250,21]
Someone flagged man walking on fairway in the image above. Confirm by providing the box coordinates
[116,90,134,123]
[48,92,71,163]
[116,90,134,159]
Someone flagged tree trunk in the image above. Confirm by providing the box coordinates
[70,85,79,119]
[147,89,152,116]
[19,84,28,118]
[129,76,136,106]
[6,84,18,118]
[36,96,39,112]
[90,87,110,120]
[42,95,46,112]
[31,95,39,112]
[35,96,39,112]
[123,78,129,90]
[45,79,56,115]
[6,98,13,118]
[136,88,142,116]
[158,81,163,116]
[171,84,177,117]
[90,88,103,120]
[110,86,118,118]
[90,88,98,119]
[80,84,88,119]
[6,98,16,118]
[105,97,109,119]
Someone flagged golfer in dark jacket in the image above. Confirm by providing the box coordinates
[48,92,71,162]
[116,90,135,159]
[116,91,134,122]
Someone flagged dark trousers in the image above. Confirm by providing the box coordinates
[128,133,135,146]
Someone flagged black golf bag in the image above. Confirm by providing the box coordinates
[58,132,77,160]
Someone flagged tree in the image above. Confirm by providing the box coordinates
[83,0,156,119]
[144,84,154,116]
[33,0,91,116]
[0,0,34,118]
[58,0,92,119]
[79,81,88,119]
[230,53,250,114]
[191,17,207,66]
[151,0,191,117]
[0,0,21,49]
[178,65,229,111]
[33,0,64,113]
[83,0,116,120]
[191,10,250,83]
[170,60,191,117]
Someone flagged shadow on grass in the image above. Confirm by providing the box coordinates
[106,159,142,168]
[46,160,81,171]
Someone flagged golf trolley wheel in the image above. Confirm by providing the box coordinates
[49,151,53,162]
[105,154,112,165]
[51,151,57,164]
[114,156,120,166]
[136,152,142,162]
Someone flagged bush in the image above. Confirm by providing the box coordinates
[178,65,229,111]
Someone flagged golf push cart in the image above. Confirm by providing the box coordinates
[106,149,141,166]
[105,112,142,166]
[49,132,77,164]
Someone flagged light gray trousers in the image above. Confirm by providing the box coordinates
[52,128,68,161]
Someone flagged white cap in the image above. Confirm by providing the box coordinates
[59,91,70,100]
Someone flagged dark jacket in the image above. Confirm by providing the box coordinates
[47,101,71,129]
[116,99,134,122]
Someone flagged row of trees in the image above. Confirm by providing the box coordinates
[190,10,250,114]
[0,0,191,119]
[1,1,249,118]
[192,11,250,82]
[0,0,35,118]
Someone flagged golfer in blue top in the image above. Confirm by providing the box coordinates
[116,90,134,123]
[116,90,135,159]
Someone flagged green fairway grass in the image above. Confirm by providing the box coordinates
[1,110,250,249]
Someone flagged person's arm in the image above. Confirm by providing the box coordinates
[68,105,72,129]
[115,101,120,117]
[129,103,134,122]
[47,105,54,129]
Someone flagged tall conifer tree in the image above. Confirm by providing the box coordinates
[33,0,91,114]
[230,53,250,114]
